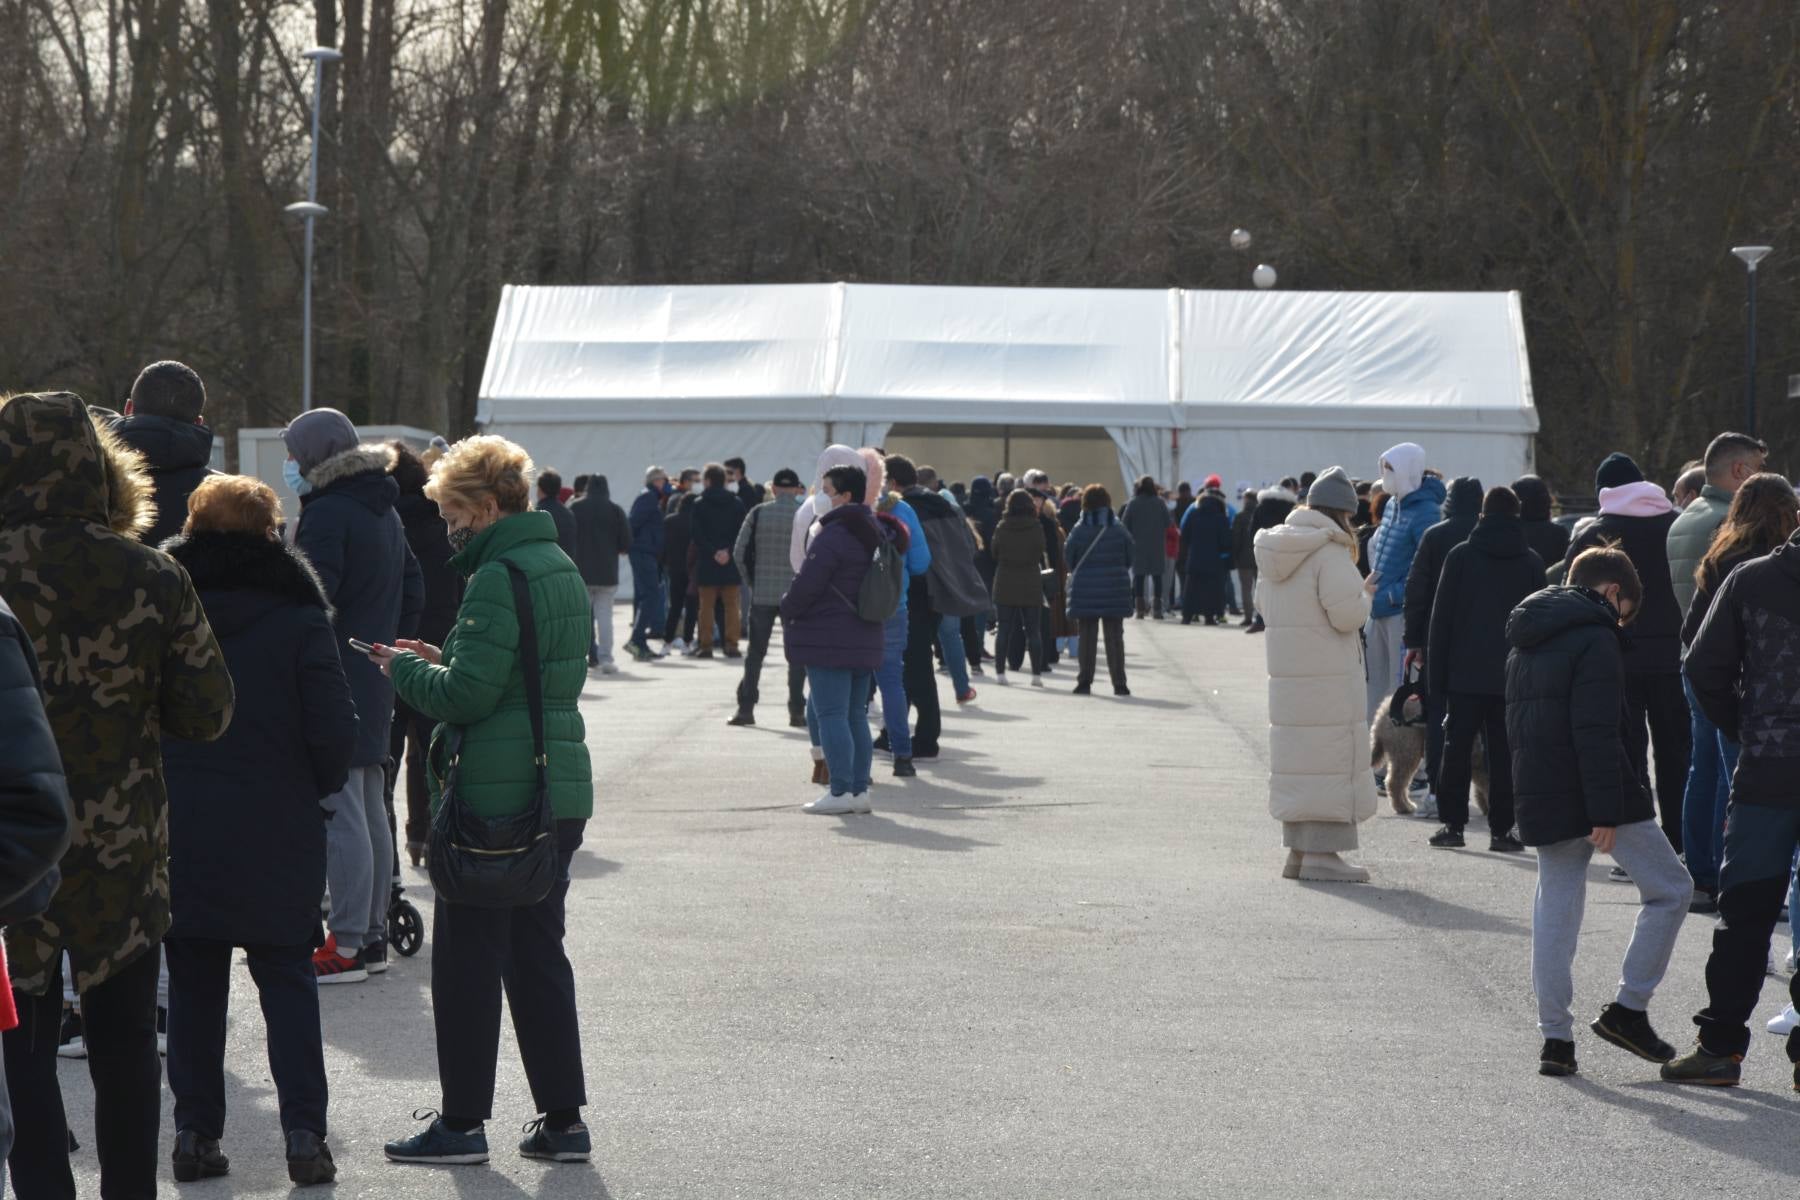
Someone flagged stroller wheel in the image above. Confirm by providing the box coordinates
[390,899,425,956]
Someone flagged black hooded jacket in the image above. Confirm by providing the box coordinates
[1512,476,1570,568]
[570,476,630,589]
[1685,530,1800,809]
[1564,506,1681,675]
[110,413,218,548]
[1505,586,1650,845]
[1426,514,1546,697]
[1402,476,1479,650]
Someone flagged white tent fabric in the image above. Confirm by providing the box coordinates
[478,283,1536,596]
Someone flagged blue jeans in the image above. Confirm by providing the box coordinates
[1681,675,1736,892]
[807,666,874,796]
[628,550,666,647]
[938,615,970,697]
[875,612,912,757]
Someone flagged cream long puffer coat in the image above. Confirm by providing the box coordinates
[1254,507,1378,827]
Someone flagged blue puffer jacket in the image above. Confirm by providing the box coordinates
[1366,475,1447,619]
[1064,508,1135,619]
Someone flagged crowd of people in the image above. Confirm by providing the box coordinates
[1255,433,1800,1086]
[6,359,1800,1192]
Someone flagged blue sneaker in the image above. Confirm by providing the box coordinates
[384,1110,489,1165]
[519,1118,591,1163]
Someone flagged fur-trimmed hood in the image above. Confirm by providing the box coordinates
[1258,486,1298,506]
[0,392,156,538]
[161,530,334,631]
[304,443,397,491]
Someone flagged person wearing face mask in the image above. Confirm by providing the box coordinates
[159,475,354,1185]
[1506,547,1692,1081]
[282,408,424,984]
[372,435,595,1165]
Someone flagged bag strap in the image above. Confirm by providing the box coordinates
[1066,520,1117,589]
[500,560,549,791]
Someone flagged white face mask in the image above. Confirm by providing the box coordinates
[727,480,739,494]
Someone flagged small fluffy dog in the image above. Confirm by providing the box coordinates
[1370,692,1488,816]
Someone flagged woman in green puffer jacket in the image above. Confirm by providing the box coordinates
[372,435,596,1166]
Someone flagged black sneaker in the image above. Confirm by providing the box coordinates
[1690,888,1719,915]
[910,745,939,761]
[788,710,806,729]
[1114,686,1131,696]
[384,1110,490,1165]
[286,1130,337,1186]
[1538,1038,1578,1077]
[1660,1043,1743,1086]
[1072,683,1092,695]
[1428,826,1465,849]
[893,756,916,778]
[873,731,891,753]
[58,1008,86,1059]
[364,939,389,975]
[1489,833,1525,853]
[694,648,714,660]
[1590,1002,1676,1063]
[172,1129,230,1182]
[519,1118,591,1163]
[722,649,743,659]
[727,709,755,727]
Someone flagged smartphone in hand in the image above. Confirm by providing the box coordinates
[347,638,377,656]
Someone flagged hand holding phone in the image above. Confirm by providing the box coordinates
[346,638,376,656]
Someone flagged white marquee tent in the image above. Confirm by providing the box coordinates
[478,282,1537,594]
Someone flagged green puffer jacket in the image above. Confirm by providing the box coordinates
[1666,484,1731,616]
[391,510,593,821]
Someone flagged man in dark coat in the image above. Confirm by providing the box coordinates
[161,486,355,1182]
[1232,488,1260,626]
[536,469,579,561]
[886,455,950,756]
[571,473,630,671]
[1178,492,1234,624]
[1668,526,1800,1085]
[1505,548,1690,1079]
[1244,483,1298,634]
[626,466,670,661]
[1424,487,1545,850]
[1120,476,1172,619]
[690,463,748,658]
[1401,474,1480,810]
[389,442,462,863]
[724,457,765,511]
[110,360,218,548]
[1563,452,1688,851]
[1513,475,1570,570]
[284,409,423,981]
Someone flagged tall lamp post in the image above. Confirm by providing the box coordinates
[285,46,342,413]
[1731,245,1773,437]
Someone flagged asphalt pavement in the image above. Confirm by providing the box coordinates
[53,611,1800,1197]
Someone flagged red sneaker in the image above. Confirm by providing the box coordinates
[956,688,977,704]
[313,936,368,985]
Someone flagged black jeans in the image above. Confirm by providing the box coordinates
[1696,802,1800,1058]
[1424,689,1447,794]
[390,695,435,847]
[1624,672,1691,853]
[737,604,805,715]
[434,819,587,1122]
[1436,692,1515,835]
[994,605,1046,675]
[663,572,697,642]
[164,938,327,1138]
[1131,570,1162,615]
[1076,617,1127,690]
[903,602,942,753]
[5,945,162,1200]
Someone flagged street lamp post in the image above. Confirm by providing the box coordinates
[1731,245,1773,437]
[286,46,342,413]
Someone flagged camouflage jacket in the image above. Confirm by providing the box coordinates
[0,393,235,995]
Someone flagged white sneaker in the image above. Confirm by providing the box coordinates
[1771,1005,1800,1036]
[1787,947,1799,975]
[1030,675,1044,688]
[802,793,857,815]
[599,661,619,675]
[1413,794,1439,821]
[669,638,687,654]
[850,793,872,814]
[1610,865,1631,882]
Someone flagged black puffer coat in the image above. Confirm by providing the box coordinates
[109,413,218,549]
[395,489,463,648]
[1685,531,1800,809]
[1513,476,1570,569]
[0,596,72,922]
[691,485,748,587]
[1402,476,1480,650]
[161,532,356,947]
[1564,508,1681,675]
[570,476,630,589]
[1505,586,1650,845]
[1426,514,1546,697]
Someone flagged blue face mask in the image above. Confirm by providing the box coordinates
[283,458,312,496]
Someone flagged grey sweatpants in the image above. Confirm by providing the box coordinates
[1364,613,1405,722]
[1532,819,1693,1040]
[322,764,392,952]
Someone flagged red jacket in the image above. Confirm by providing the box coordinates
[1164,524,1180,559]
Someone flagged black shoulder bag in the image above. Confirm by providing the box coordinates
[427,559,559,909]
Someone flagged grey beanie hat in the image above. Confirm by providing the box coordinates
[282,407,360,474]
[1305,465,1358,514]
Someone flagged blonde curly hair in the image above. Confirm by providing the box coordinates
[424,435,536,516]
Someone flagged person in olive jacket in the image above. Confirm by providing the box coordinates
[160,475,355,1185]
[988,488,1049,681]
[1423,487,1545,852]
[1505,548,1691,1080]
[374,436,595,1167]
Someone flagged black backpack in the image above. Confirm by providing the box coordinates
[830,524,906,623]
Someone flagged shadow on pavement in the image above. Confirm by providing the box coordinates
[1297,881,1530,936]
[831,814,995,853]
[1578,1077,1800,1176]
[569,854,622,881]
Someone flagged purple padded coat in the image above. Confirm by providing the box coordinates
[781,504,886,670]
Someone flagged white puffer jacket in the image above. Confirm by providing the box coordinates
[1253,507,1377,826]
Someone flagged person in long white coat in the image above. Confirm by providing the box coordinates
[1253,465,1379,882]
